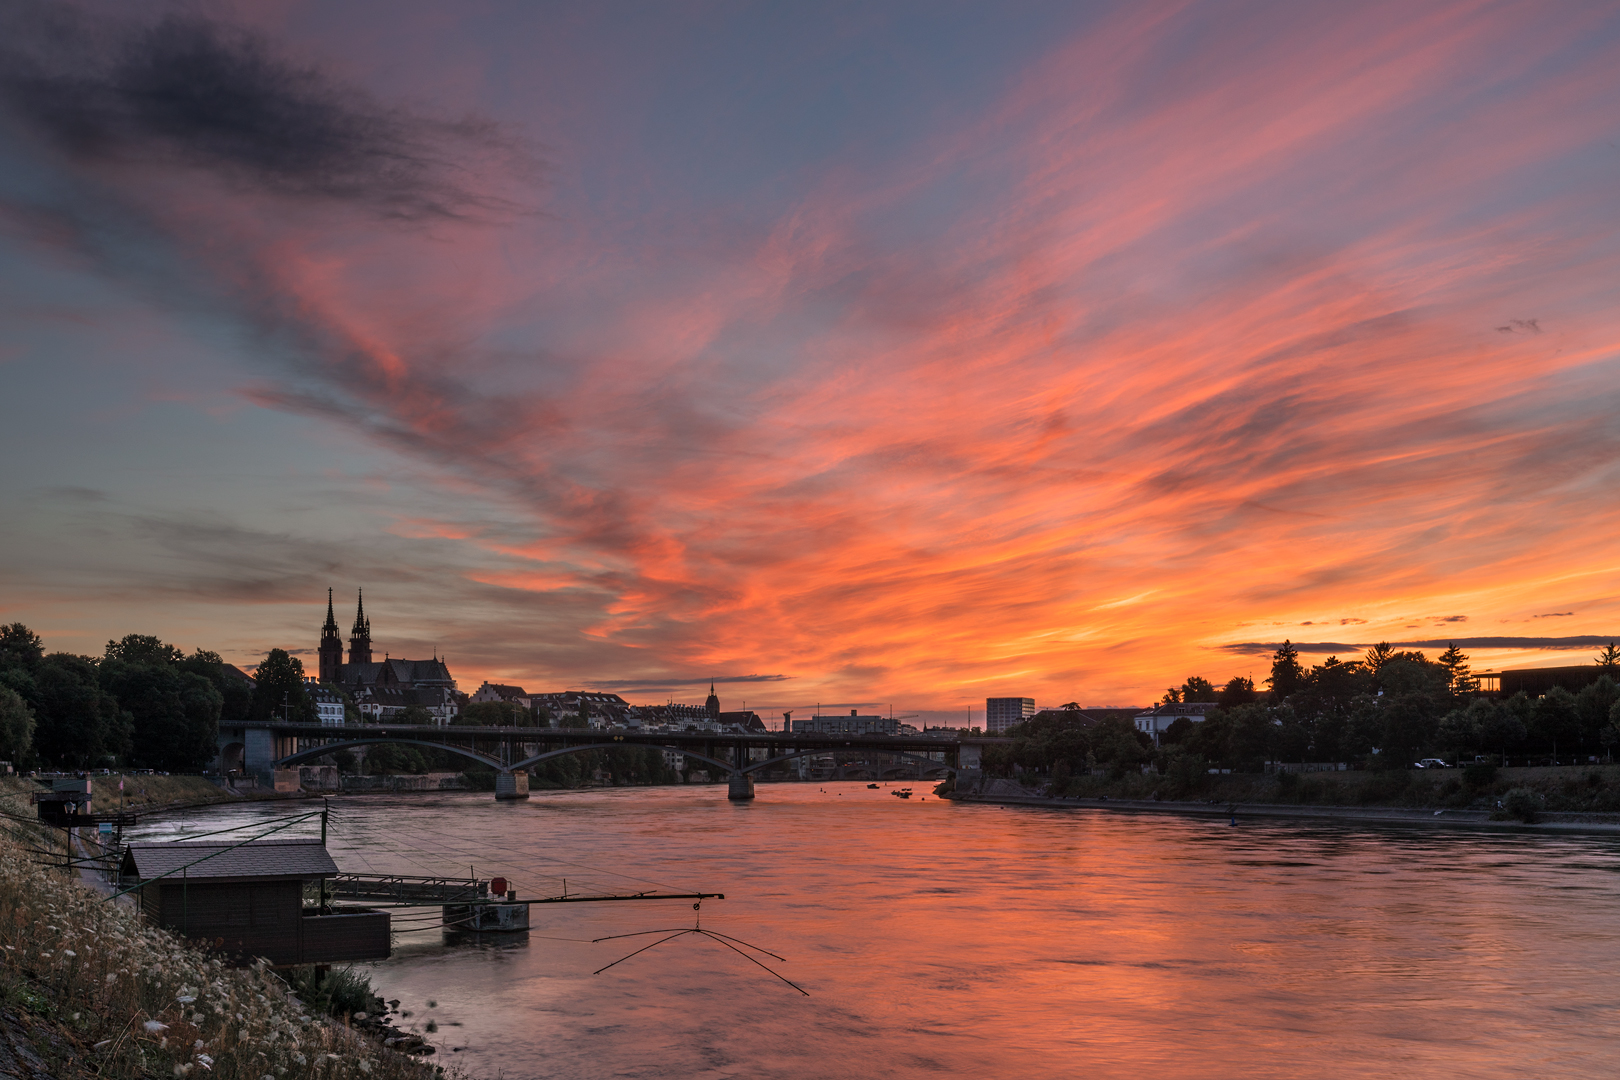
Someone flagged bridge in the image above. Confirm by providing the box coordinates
[217,720,996,801]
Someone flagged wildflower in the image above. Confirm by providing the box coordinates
[358,1060,372,1074]
[196,1053,213,1071]
[174,1065,191,1077]
[63,950,76,958]
[144,1021,170,1034]
[107,973,118,983]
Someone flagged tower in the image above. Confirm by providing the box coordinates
[318,588,344,683]
[349,589,373,666]
[705,680,720,720]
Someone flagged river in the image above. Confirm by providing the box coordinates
[126,783,1620,1079]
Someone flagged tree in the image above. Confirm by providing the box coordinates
[31,653,130,768]
[1364,641,1396,676]
[1437,644,1475,695]
[1478,697,1527,764]
[398,705,433,725]
[1268,640,1305,698]
[251,649,311,723]
[461,701,530,727]
[1218,676,1257,708]
[1180,676,1218,703]
[0,623,43,668]
[0,685,34,763]
[1596,642,1620,673]
[100,660,222,772]
[104,634,186,666]
[178,650,253,726]
[1574,677,1619,753]
[1160,687,1183,705]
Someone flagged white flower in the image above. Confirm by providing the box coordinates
[196,1054,214,1071]
[106,973,118,984]
[177,995,197,1005]
[144,1021,170,1034]
[63,950,76,958]
[358,1060,372,1074]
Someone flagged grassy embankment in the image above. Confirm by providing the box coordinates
[969,764,1620,817]
[0,778,435,1080]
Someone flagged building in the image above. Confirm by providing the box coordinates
[306,680,345,726]
[471,682,530,706]
[986,697,1037,734]
[1134,701,1220,745]
[120,838,390,967]
[790,710,900,736]
[1475,665,1616,698]
[531,691,632,728]
[316,590,460,724]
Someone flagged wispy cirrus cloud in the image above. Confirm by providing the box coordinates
[5,1,1620,707]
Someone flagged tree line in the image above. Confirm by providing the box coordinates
[985,641,1620,781]
[0,625,336,773]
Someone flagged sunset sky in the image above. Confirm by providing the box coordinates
[3,0,1619,723]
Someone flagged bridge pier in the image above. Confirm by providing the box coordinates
[727,772,755,801]
[494,770,530,801]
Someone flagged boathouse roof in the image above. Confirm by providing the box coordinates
[121,838,339,883]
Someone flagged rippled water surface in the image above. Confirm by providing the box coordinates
[130,785,1620,1078]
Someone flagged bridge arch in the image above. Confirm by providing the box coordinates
[741,748,955,777]
[511,743,737,777]
[277,738,504,771]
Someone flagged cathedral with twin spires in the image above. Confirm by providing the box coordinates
[318,589,459,722]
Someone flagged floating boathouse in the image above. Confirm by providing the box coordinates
[120,838,391,966]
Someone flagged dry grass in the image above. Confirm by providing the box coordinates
[0,785,438,1080]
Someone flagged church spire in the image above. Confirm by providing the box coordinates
[705,680,720,720]
[319,587,344,683]
[348,589,373,666]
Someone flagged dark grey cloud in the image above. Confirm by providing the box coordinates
[587,674,795,691]
[0,4,523,220]
[1220,636,1619,655]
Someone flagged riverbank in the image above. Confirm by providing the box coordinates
[0,784,439,1080]
[947,774,1620,833]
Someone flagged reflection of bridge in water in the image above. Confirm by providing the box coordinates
[217,720,997,800]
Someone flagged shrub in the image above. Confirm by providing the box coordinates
[1502,787,1543,823]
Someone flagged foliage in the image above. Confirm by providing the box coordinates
[1437,643,1475,693]
[0,685,35,762]
[99,659,222,773]
[0,623,43,667]
[986,712,1150,779]
[1218,676,1257,708]
[251,648,312,723]
[104,634,186,666]
[282,965,378,1020]
[27,653,132,769]
[366,743,429,774]
[460,700,533,726]
[1596,642,1620,672]
[1501,786,1543,823]
[397,705,433,725]
[1268,640,1305,697]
